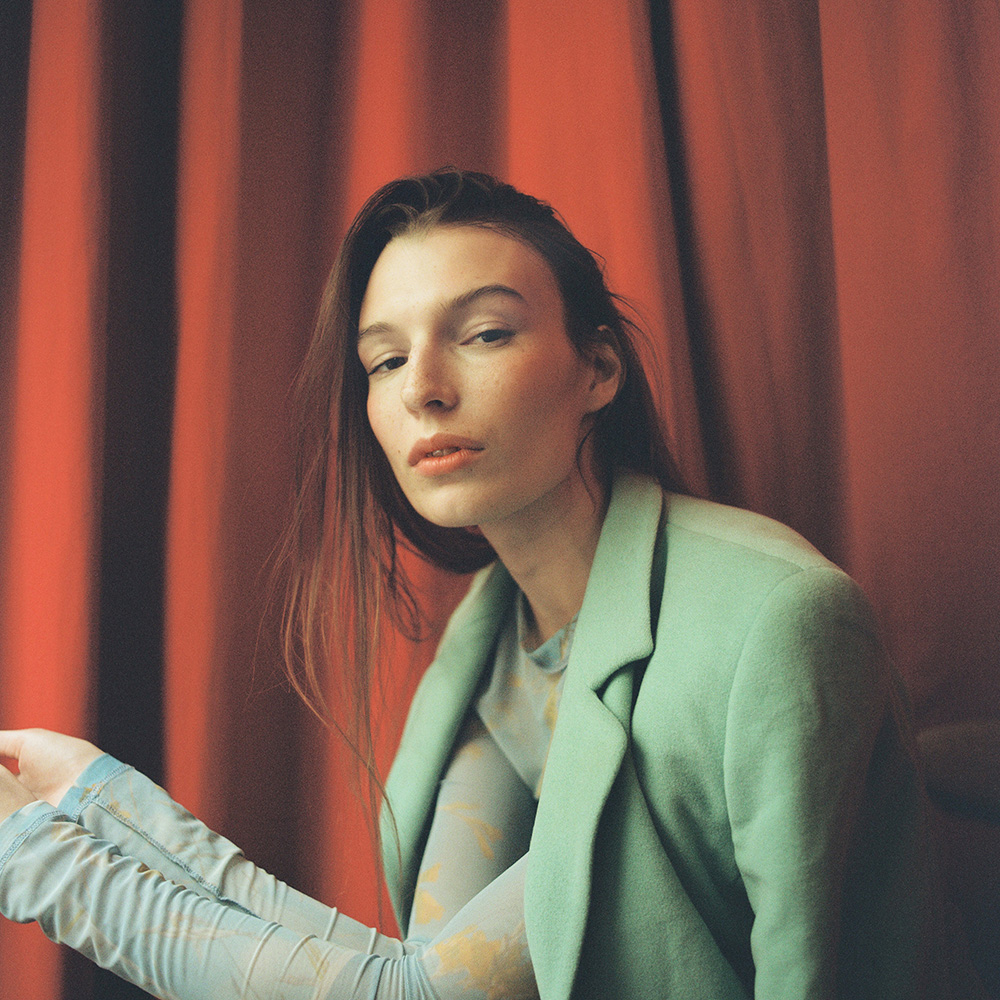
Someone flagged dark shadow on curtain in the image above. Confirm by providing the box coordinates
[61,4,184,999]
[0,2,32,573]
[646,1,733,504]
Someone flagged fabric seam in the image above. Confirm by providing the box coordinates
[0,809,60,873]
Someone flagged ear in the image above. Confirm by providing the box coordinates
[583,328,624,414]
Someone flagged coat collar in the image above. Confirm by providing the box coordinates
[566,472,665,693]
[383,473,666,978]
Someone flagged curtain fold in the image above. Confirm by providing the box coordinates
[1,2,997,997]
[654,0,846,553]
[165,0,243,828]
[1,2,105,994]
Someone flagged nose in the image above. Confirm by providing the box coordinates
[400,345,457,413]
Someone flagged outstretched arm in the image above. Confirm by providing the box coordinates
[0,730,380,941]
[0,801,533,999]
[0,723,538,999]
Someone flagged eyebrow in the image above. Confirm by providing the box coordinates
[357,283,527,343]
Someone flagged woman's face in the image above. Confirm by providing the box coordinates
[357,225,616,534]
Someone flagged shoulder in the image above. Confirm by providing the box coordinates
[662,491,831,573]
[657,490,870,621]
[635,489,891,784]
[633,487,882,702]
[592,475,874,647]
[607,472,835,577]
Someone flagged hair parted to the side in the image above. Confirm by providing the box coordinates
[276,167,685,863]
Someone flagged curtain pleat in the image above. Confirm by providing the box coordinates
[656,1,847,555]
[1,2,997,996]
[1,2,105,995]
[164,0,243,828]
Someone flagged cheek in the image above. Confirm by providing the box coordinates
[504,347,583,404]
[511,358,591,431]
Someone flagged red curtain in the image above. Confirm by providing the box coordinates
[1,1,997,997]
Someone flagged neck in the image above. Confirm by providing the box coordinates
[479,468,609,646]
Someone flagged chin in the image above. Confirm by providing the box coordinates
[415,506,482,531]
[408,490,500,532]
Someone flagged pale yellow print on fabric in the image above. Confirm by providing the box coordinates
[542,676,559,733]
[102,772,238,884]
[458,740,485,761]
[252,937,356,992]
[414,862,445,924]
[439,802,503,859]
[431,921,533,1000]
[50,816,355,996]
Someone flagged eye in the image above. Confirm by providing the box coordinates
[366,355,406,376]
[471,328,514,345]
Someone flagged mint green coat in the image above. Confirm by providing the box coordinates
[383,474,973,999]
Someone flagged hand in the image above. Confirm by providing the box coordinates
[0,729,104,809]
[0,764,36,823]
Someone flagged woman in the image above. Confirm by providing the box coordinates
[0,170,974,998]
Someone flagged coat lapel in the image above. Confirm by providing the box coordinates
[525,474,665,1000]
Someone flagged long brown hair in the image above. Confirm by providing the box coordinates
[277,168,684,853]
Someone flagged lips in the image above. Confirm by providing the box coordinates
[408,435,484,467]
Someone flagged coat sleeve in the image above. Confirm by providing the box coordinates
[723,565,932,1000]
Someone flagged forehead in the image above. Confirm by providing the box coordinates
[359,225,562,326]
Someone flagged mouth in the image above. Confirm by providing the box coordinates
[413,447,483,477]
[409,435,484,467]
